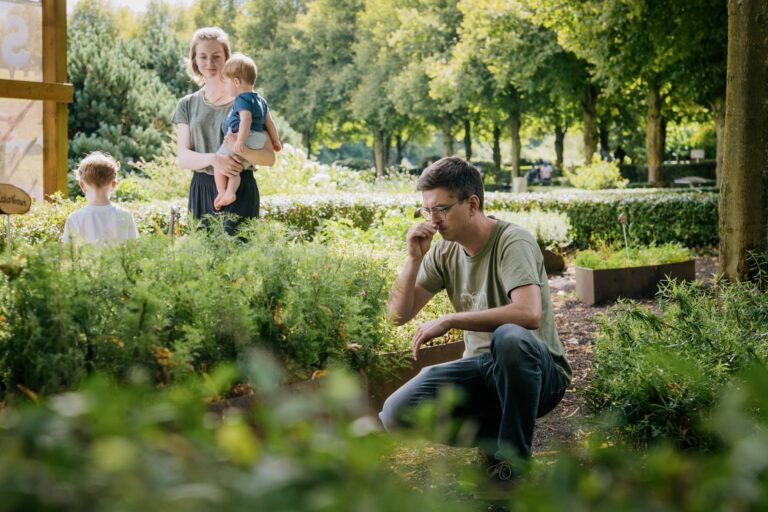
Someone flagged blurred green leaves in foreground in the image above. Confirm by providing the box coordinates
[2,349,768,511]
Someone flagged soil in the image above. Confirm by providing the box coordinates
[390,255,720,500]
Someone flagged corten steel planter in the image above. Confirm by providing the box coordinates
[575,259,696,306]
[365,340,465,413]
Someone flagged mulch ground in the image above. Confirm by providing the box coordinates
[390,254,720,500]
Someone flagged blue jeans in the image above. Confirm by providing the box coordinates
[379,324,568,461]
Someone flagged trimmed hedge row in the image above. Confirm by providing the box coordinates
[1,189,718,251]
[261,190,719,248]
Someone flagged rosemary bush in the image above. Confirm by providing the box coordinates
[585,274,768,447]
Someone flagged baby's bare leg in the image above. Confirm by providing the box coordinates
[219,173,240,207]
[214,169,229,210]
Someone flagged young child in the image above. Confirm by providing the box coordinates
[61,151,139,244]
[215,53,281,210]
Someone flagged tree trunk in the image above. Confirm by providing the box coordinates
[384,132,392,169]
[396,132,404,166]
[302,131,312,158]
[508,89,522,178]
[492,124,501,173]
[463,118,472,161]
[509,121,521,179]
[645,85,664,186]
[599,117,610,157]
[713,96,726,186]
[554,125,566,170]
[373,129,385,177]
[719,0,768,281]
[582,82,599,162]
[442,114,453,156]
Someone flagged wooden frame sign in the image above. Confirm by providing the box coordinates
[0,183,31,214]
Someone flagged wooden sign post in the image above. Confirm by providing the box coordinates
[0,183,32,257]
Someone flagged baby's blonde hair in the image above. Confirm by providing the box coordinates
[187,27,231,86]
[77,151,119,188]
[222,53,257,86]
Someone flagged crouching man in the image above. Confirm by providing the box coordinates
[380,157,571,499]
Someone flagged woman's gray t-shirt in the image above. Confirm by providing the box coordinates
[172,89,233,176]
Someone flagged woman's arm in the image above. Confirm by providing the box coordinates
[223,128,276,167]
[176,123,243,177]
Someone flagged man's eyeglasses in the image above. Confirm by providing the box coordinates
[416,199,464,221]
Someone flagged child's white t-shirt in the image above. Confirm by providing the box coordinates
[61,204,139,244]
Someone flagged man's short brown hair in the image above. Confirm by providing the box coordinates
[77,151,119,188]
[222,53,257,86]
[417,157,485,210]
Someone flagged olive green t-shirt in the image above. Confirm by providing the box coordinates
[172,89,234,176]
[416,220,572,381]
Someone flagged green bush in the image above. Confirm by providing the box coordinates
[584,275,768,447]
[0,221,392,397]
[0,365,472,512]
[1,189,718,252]
[262,190,719,248]
[574,243,690,269]
[564,156,629,190]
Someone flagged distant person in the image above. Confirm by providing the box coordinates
[173,27,275,235]
[61,152,138,245]
[214,53,282,210]
[613,146,627,164]
[526,162,539,185]
[539,161,553,184]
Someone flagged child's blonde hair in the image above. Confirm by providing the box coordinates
[187,27,231,86]
[222,53,257,86]
[77,151,119,188]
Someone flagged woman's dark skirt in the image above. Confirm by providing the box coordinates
[188,170,260,235]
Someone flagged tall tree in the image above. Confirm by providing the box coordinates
[718,0,768,281]
[450,0,572,178]
[238,0,361,156]
[387,0,463,158]
[530,0,725,185]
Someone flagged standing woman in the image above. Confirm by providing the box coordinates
[173,27,275,234]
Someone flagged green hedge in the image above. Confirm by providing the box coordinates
[1,189,718,252]
[261,190,719,248]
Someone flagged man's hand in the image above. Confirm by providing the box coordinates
[411,315,452,360]
[406,222,436,261]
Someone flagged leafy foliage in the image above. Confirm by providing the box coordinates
[585,276,768,447]
[0,222,392,397]
[564,156,629,190]
[0,365,472,512]
[574,243,690,270]
[67,0,191,172]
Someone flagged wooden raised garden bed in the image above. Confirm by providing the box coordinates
[575,259,696,306]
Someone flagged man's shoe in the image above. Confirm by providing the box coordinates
[473,459,517,502]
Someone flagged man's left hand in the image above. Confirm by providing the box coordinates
[412,316,452,360]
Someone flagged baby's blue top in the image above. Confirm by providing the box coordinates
[223,92,269,135]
